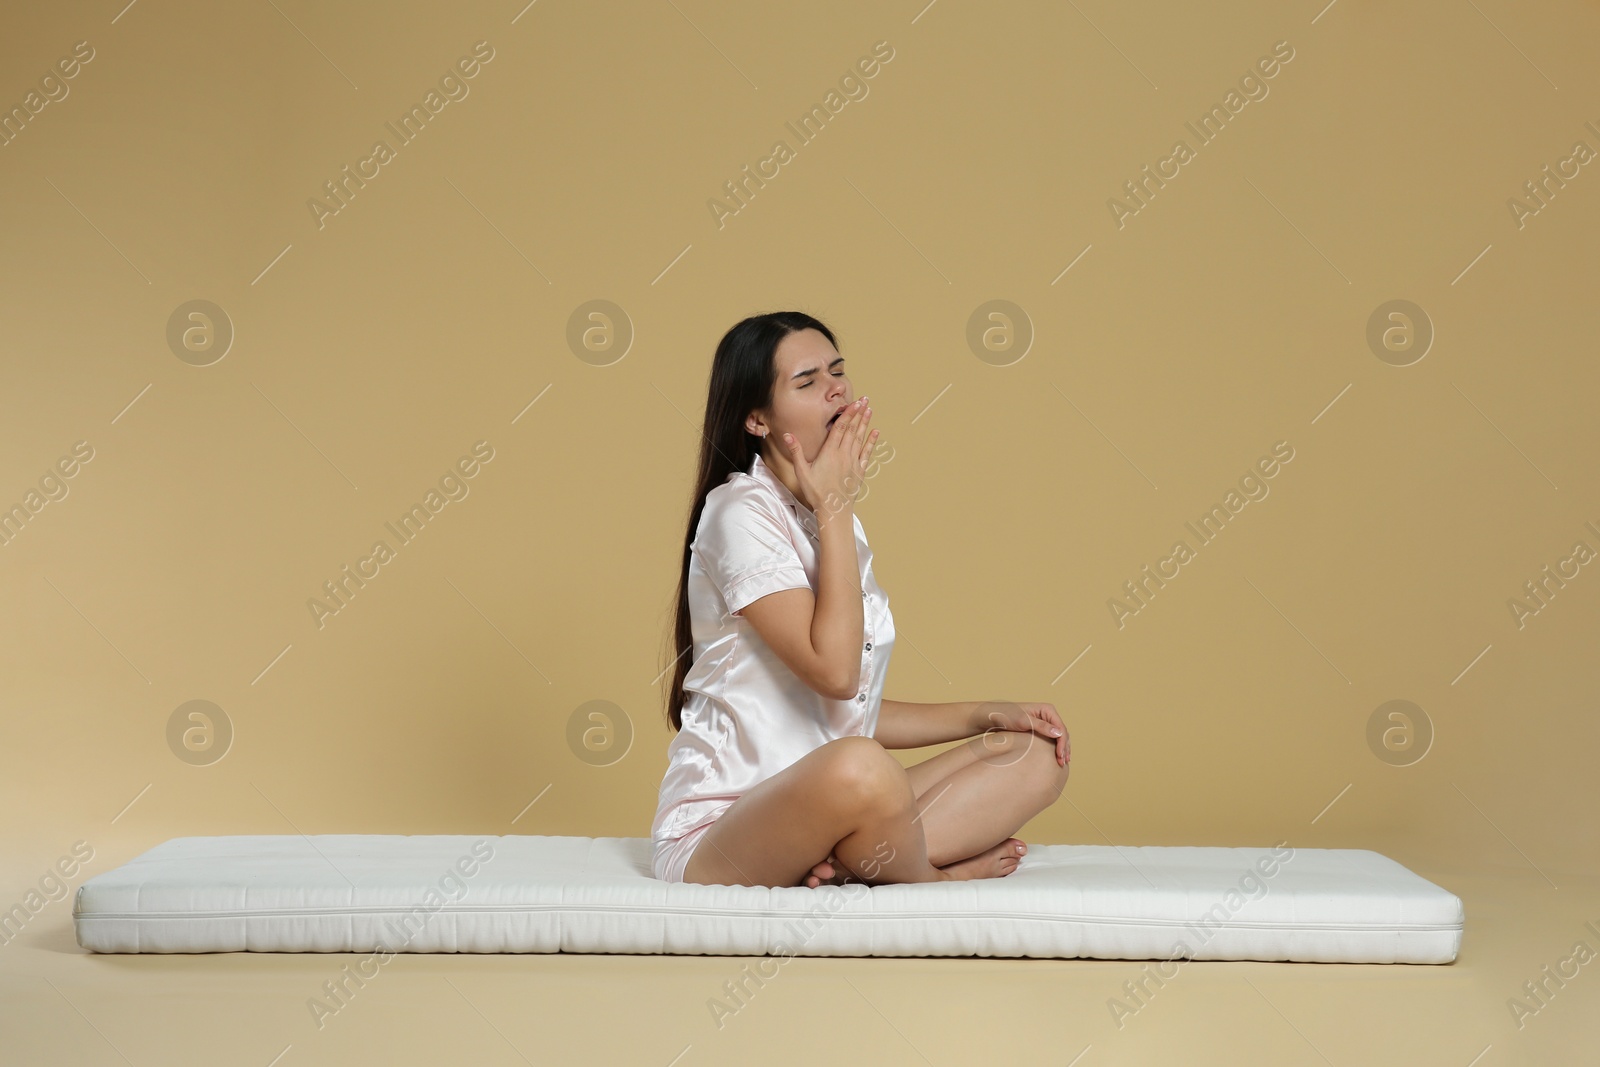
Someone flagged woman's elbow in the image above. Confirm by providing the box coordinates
[827,666,862,702]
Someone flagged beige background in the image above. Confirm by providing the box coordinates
[2,0,1597,1064]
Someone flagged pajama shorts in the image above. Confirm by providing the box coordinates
[651,804,733,883]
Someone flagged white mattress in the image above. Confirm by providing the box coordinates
[72,834,1463,963]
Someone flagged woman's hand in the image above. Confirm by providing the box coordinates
[783,397,878,523]
[974,701,1070,767]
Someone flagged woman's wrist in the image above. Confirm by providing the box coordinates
[962,701,994,737]
[815,499,854,533]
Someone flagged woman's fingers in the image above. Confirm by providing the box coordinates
[1029,709,1069,766]
[851,401,874,464]
[838,396,864,438]
[801,397,879,508]
[832,399,860,452]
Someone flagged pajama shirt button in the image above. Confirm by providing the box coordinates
[864,642,872,651]
[856,694,866,703]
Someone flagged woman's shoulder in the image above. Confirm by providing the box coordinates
[692,473,797,559]
[702,469,783,522]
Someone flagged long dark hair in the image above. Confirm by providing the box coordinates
[660,311,839,732]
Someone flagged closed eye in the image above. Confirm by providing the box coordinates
[799,372,845,389]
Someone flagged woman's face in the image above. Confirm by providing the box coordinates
[749,328,854,461]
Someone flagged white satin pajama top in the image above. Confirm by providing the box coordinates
[651,451,897,847]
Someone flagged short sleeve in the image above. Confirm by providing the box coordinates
[694,485,813,617]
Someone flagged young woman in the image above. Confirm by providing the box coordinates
[652,311,1071,889]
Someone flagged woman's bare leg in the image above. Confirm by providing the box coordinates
[803,729,1069,885]
[910,729,1070,867]
[681,735,1010,888]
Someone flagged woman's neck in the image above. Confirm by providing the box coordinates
[759,448,814,513]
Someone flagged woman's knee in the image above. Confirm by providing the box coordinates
[968,727,1030,768]
[1019,732,1071,802]
[974,729,1070,800]
[816,736,911,812]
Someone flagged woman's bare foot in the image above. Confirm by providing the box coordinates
[937,838,1026,881]
[801,854,851,888]
[802,839,1026,886]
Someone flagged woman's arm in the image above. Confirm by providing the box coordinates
[872,699,983,749]
[738,504,864,701]
[809,502,866,698]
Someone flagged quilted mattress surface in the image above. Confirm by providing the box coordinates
[73,834,1463,963]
